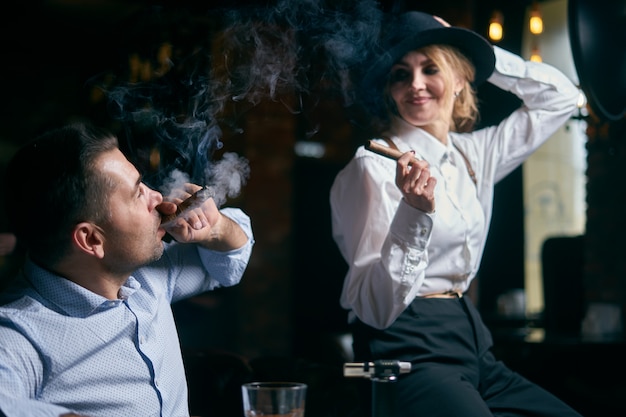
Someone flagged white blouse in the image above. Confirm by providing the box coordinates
[330,46,581,329]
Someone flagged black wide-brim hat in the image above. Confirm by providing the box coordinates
[362,11,496,93]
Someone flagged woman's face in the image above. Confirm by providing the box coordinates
[388,50,461,134]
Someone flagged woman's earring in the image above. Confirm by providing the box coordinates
[454,91,460,98]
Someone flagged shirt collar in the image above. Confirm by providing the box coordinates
[387,117,454,168]
[24,258,140,317]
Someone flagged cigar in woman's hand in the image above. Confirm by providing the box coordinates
[160,186,215,224]
[365,140,421,166]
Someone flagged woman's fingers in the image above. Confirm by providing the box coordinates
[396,151,436,212]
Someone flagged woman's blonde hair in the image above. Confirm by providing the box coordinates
[423,44,479,132]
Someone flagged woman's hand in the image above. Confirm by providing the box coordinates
[396,151,437,213]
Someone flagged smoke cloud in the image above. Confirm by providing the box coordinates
[100,0,384,204]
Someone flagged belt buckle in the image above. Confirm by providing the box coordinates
[444,290,463,298]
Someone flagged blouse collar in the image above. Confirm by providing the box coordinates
[386,116,454,167]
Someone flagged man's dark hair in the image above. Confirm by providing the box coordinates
[5,122,119,268]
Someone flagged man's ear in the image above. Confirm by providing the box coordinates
[72,222,105,259]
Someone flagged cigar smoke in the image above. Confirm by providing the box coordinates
[100,0,384,198]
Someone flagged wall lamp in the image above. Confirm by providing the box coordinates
[529,1,543,35]
[488,10,504,42]
[530,45,542,62]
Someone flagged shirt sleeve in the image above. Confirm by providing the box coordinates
[330,147,434,329]
[157,207,254,303]
[196,207,254,288]
[466,45,581,184]
[0,327,73,417]
[0,394,72,417]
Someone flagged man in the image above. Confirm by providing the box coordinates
[0,122,254,417]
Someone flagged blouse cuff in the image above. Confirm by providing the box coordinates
[389,199,434,250]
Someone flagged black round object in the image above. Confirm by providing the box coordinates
[568,0,626,121]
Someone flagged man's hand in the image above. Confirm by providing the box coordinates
[158,184,248,251]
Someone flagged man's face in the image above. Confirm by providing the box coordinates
[96,148,167,273]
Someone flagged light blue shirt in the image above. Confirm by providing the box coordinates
[0,208,253,417]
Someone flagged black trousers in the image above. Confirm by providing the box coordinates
[351,296,584,417]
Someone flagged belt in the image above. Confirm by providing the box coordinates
[421,290,463,299]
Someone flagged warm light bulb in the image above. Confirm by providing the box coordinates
[488,11,504,42]
[150,147,161,170]
[529,15,543,34]
[530,46,542,62]
[529,2,543,34]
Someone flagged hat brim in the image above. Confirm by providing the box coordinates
[362,26,496,93]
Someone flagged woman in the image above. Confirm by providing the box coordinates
[330,11,582,417]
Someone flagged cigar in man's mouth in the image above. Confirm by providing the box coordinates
[160,186,215,224]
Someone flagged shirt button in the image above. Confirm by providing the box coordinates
[140,336,145,344]
[420,228,428,236]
